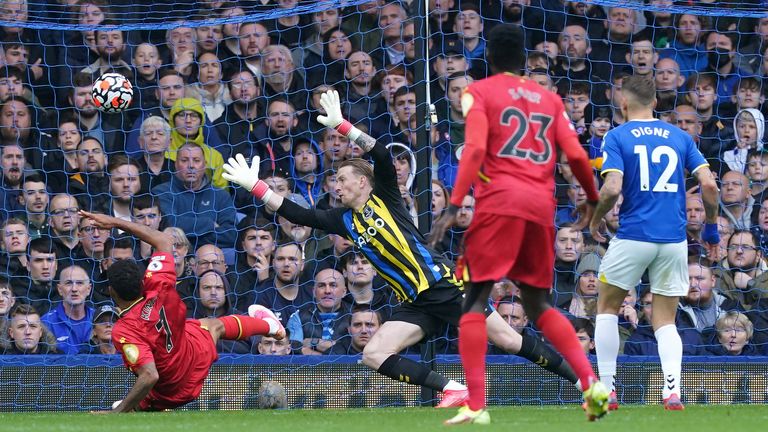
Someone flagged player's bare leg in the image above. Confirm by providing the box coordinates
[486,311,581,390]
[445,281,493,425]
[650,293,685,410]
[594,280,627,411]
[362,320,467,406]
[518,283,608,421]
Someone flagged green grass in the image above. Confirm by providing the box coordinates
[2,405,767,432]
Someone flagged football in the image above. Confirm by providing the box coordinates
[91,73,133,113]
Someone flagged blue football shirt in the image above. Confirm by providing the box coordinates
[601,119,708,243]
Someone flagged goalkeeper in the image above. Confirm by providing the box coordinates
[223,90,583,407]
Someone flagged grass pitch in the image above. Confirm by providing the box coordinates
[1,405,766,432]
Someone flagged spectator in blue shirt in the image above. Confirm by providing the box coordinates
[41,265,95,354]
[659,13,708,79]
[151,141,237,249]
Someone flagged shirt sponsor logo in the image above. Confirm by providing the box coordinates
[355,218,386,248]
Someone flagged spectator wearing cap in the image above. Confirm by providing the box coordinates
[558,253,601,320]
[166,98,228,188]
[290,137,325,207]
[430,39,467,120]
[152,141,237,250]
[658,14,708,79]
[41,265,95,354]
[84,305,118,354]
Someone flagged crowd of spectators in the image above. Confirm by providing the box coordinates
[0,0,766,358]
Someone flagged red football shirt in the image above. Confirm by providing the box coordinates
[112,252,196,390]
[457,73,581,226]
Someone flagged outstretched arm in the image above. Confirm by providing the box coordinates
[78,211,174,253]
[111,362,159,413]
[695,166,720,259]
[222,154,340,232]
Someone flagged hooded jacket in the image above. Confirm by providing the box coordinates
[166,98,228,190]
[290,136,325,207]
[723,108,765,173]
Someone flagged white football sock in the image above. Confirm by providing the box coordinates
[654,324,682,399]
[595,314,620,392]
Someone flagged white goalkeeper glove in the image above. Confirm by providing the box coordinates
[316,89,344,128]
[222,154,274,202]
[222,154,259,190]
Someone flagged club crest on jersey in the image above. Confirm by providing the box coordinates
[363,205,374,220]
[123,344,139,365]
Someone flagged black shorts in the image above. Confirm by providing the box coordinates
[389,279,463,338]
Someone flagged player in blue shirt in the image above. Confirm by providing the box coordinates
[588,75,721,411]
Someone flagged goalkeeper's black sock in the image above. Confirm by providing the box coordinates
[517,333,579,385]
[377,354,449,391]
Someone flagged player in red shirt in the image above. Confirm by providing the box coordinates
[80,211,285,413]
[430,24,609,424]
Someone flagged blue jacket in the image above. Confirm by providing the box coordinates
[289,136,325,207]
[151,176,237,249]
[660,41,707,79]
[41,304,94,355]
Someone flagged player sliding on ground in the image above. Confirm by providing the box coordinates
[429,24,610,424]
[589,75,720,411]
[80,211,285,413]
[223,89,583,410]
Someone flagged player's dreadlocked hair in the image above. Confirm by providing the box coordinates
[107,259,144,301]
[486,23,526,74]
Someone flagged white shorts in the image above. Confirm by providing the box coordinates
[598,238,688,297]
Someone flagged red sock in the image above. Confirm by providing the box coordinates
[536,308,597,387]
[219,315,270,340]
[459,312,487,411]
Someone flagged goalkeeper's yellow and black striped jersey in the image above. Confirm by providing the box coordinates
[276,143,462,303]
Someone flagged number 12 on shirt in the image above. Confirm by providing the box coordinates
[633,145,679,193]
